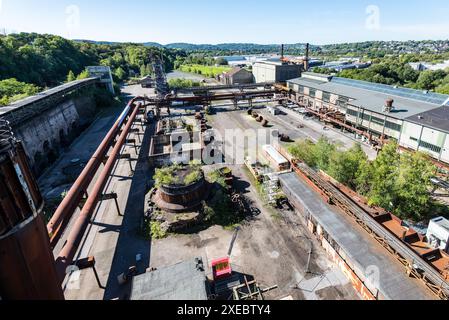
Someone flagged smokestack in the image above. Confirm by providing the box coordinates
[304,43,310,71]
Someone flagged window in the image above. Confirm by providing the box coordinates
[385,121,402,132]
[309,88,316,98]
[337,97,349,108]
[362,113,371,121]
[410,137,418,142]
[419,141,442,153]
[299,85,304,94]
[323,92,331,103]
[371,116,385,126]
[346,109,359,117]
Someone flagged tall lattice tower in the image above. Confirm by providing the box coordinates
[150,51,169,97]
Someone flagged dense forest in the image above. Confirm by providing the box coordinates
[0,33,186,105]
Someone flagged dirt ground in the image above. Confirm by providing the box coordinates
[149,107,360,300]
[49,88,361,300]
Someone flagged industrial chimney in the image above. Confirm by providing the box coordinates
[304,43,310,71]
[0,119,64,300]
[281,44,285,62]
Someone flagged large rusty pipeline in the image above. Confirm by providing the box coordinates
[47,97,142,248]
[55,101,142,281]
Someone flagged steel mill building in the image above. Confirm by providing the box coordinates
[287,72,449,164]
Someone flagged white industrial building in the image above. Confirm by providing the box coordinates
[253,59,301,83]
[287,72,449,164]
[409,60,449,71]
[426,217,449,253]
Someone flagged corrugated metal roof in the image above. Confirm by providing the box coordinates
[130,258,209,300]
[406,105,449,132]
[288,77,447,120]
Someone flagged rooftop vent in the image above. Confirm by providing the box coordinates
[384,99,395,113]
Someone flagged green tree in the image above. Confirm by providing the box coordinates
[114,67,126,81]
[288,139,317,168]
[327,143,367,189]
[366,142,400,210]
[215,58,229,66]
[77,69,90,80]
[416,70,437,90]
[0,78,40,106]
[314,137,336,171]
[394,152,436,220]
[66,70,76,82]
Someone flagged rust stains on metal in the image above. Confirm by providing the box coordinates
[47,97,142,248]
[283,146,449,299]
[0,119,63,299]
[55,101,142,281]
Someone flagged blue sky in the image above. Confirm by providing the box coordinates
[0,0,448,44]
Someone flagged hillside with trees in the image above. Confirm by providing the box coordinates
[0,33,186,106]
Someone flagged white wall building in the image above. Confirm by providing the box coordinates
[287,72,449,164]
[426,217,449,253]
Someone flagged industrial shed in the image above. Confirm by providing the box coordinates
[130,258,209,300]
[220,67,254,85]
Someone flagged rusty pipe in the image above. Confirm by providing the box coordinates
[47,97,142,248]
[55,101,141,281]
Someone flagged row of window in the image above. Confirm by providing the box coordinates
[410,137,442,153]
[346,109,402,132]
[385,121,402,132]
[347,109,359,117]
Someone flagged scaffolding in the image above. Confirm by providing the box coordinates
[232,276,278,301]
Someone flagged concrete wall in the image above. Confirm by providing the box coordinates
[13,96,97,175]
[253,63,276,83]
[254,62,301,83]
[231,70,254,85]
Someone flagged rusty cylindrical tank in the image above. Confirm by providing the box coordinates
[0,120,63,300]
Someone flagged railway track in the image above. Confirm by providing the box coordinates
[293,161,449,300]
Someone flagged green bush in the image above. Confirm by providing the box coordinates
[289,139,437,221]
[0,78,40,106]
[168,78,201,89]
[178,64,231,78]
[150,221,167,239]
[184,171,202,185]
